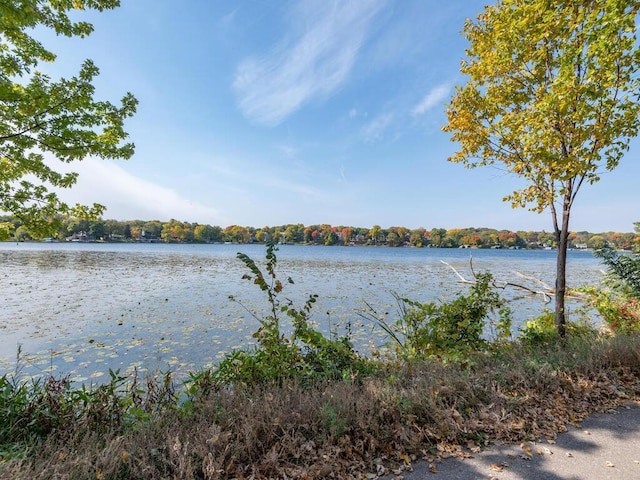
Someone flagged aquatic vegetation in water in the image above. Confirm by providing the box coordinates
[0,245,602,384]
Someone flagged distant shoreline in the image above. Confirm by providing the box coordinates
[4,239,635,252]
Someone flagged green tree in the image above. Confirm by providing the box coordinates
[161,219,194,243]
[588,234,607,250]
[389,226,408,245]
[283,224,303,243]
[594,246,640,298]
[443,0,640,336]
[142,220,162,239]
[441,235,458,248]
[104,219,124,239]
[323,229,338,246]
[409,228,426,247]
[14,225,30,241]
[192,223,205,241]
[223,225,251,243]
[61,216,88,237]
[129,224,142,240]
[0,0,137,239]
[386,231,401,247]
[88,220,105,240]
[429,228,446,247]
[194,224,220,243]
[254,227,270,243]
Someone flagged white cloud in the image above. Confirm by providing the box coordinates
[203,154,320,198]
[412,83,451,116]
[234,0,388,126]
[220,8,237,28]
[360,112,394,142]
[338,165,348,184]
[262,175,323,199]
[50,157,224,224]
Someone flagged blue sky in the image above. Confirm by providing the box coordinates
[40,0,640,232]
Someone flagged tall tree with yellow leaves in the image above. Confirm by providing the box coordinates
[443,0,640,336]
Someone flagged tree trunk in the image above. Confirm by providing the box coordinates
[554,193,572,338]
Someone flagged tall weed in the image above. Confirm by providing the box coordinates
[215,241,370,385]
[519,310,598,346]
[366,272,512,361]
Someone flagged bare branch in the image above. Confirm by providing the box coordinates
[514,271,553,291]
[440,260,475,284]
[440,258,590,305]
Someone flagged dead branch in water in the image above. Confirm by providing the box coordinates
[440,257,588,304]
[440,260,474,284]
[514,271,553,291]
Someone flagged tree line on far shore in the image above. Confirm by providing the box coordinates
[3,216,638,251]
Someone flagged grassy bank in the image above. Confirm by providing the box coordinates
[1,334,639,479]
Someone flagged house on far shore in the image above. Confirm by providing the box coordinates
[69,231,88,242]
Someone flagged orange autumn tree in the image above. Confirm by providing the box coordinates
[443,0,640,336]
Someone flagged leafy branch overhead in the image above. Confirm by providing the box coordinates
[0,0,137,238]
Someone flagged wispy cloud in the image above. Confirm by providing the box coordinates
[220,8,237,28]
[338,165,348,184]
[50,157,224,224]
[263,176,323,198]
[360,112,394,142]
[412,83,451,116]
[348,107,368,119]
[204,155,323,200]
[234,0,388,126]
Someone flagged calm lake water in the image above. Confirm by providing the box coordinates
[0,242,603,383]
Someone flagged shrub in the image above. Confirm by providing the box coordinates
[214,242,370,386]
[579,287,640,334]
[370,272,512,360]
[594,247,640,298]
[580,248,640,333]
[519,310,597,346]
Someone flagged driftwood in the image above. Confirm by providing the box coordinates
[441,260,474,284]
[440,257,588,304]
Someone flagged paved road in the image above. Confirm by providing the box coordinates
[386,403,640,480]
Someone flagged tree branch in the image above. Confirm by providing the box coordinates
[439,258,591,304]
[0,97,73,141]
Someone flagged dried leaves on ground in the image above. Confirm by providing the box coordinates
[2,336,640,479]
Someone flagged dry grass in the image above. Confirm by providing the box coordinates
[2,334,640,480]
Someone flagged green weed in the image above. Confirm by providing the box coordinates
[365,272,512,361]
[519,310,598,346]
[215,241,371,386]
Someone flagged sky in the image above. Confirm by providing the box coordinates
[35,0,640,232]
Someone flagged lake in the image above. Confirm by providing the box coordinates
[0,242,603,383]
